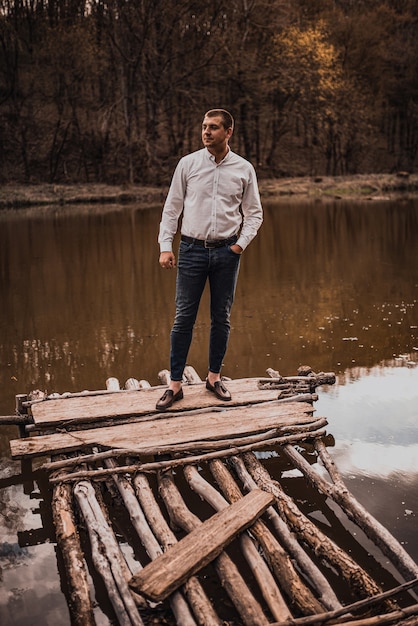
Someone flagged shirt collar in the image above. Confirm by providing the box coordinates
[206,146,230,164]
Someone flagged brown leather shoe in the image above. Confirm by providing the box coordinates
[156,388,183,411]
[205,379,231,401]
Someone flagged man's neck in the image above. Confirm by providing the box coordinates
[208,146,229,164]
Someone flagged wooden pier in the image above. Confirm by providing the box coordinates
[5,366,418,625]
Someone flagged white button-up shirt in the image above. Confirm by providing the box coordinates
[158,147,263,252]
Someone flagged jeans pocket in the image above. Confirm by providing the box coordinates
[180,240,194,253]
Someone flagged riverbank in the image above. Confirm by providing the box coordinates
[1,173,418,212]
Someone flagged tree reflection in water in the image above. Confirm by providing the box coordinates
[0,198,417,624]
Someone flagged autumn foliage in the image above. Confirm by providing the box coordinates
[0,0,417,184]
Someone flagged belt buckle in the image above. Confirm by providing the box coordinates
[204,239,217,249]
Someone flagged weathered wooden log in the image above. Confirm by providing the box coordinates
[23,386,162,407]
[264,369,336,387]
[259,381,310,389]
[30,402,226,434]
[134,472,221,626]
[229,455,342,612]
[282,606,418,625]
[74,480,144,626]
[258,383,312,395]
[103,468,196,624]
[274,577,418,625]
[209,459,324,616]
[21,381,306,434]
[23,389,115,407]
[105,459,162,558]
[27,389,47,402]
[0,414,32,425]
[20,379,310,432]
[22,373,321,409]
[43,419,327,474]
[125,378,141,390]
[105,459,197,625]
[324,604,418,625]
[277,393,318,403]
[43,449,133,471]
[158,369,171,384]
[16,393,29,411]
[285,440,418,581]
[183,464,292,622]
[51,482,95,626]
[42,428,277,472]
[183,366,203,383]
[130,489,274,602]
[242,452,388,603]
[266,369,283,380]
[124,378,152,390]
[15,393,30,437]
[48,425,327,484]
[158,470,270,626]
[310,371,336,386]
[106,377,121,390]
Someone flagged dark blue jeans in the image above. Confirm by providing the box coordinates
[170,240,241,381]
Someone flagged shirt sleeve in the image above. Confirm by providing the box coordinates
[235,165,263,251]
[158,160,186,253]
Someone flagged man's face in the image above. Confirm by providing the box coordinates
[201,116,232,152]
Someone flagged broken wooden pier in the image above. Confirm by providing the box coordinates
[5,365,418,625]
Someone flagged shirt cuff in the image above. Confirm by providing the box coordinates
[159,242,173,253]
[236,236,248,251]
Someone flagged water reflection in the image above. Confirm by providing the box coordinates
[1,198,417,402]
[318,362,418,447]
[1,197,418,624]
[316,362,418,566]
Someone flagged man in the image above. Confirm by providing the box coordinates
[156,108,263,411]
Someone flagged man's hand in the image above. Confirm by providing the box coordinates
[230,244,243,255]
[159,251,176,269]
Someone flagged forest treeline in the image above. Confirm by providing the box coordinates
[0,0,417,185]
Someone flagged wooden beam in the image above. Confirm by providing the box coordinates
[129,489,274,602]
[28,378,279,427]
[10,401,316,459]
[42,418,327,473]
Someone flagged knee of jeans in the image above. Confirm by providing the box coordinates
[211,299,233,321]
[173,311,197,330]
[211,310,231,325]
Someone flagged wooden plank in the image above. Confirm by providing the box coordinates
[129,489,275,602]
[10,401,316,459]
[29,378,278,427]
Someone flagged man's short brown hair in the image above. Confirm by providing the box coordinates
[204,109,234,130]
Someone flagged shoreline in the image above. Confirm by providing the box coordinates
[1,173,418,214]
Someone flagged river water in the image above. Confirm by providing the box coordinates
[0,197,417,624]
